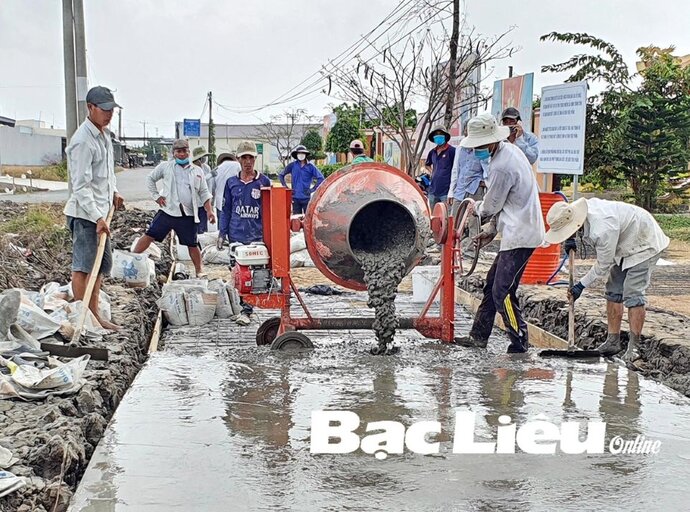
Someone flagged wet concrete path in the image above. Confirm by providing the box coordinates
[69,292,690,511]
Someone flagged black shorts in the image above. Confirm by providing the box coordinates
[145,211,198,247]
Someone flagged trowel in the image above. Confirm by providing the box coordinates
[539,250,601,359]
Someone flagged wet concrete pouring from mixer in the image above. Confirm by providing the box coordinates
[350,200,417,354]
[69,289,690,511]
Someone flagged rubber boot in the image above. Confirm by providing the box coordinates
[454,336,488,348]
[622,333,641,364]
[597,333,624,356]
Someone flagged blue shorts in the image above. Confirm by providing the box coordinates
[67,216,113,275]
[146,211,198,247]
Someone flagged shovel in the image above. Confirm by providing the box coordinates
[70,206,115,347]
[540,249,601,359]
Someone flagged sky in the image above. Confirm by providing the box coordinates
[1,0,689,139]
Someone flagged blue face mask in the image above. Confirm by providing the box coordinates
[474,148,491,161]
[433,134,446,146]
[175,158,189,166]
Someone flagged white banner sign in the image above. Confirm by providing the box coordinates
[537,81,587,175]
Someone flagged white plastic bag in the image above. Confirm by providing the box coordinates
[208,280,233,318]
[157,289,188,326]
[111,250,151,288]
[185,291,218,326]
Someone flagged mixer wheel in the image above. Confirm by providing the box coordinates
[270,332,314,351]
[256,317,281,346]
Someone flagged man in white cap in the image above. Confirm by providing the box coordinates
[544,198,669,363]
[350,139,374,164]
[454,113,545,353]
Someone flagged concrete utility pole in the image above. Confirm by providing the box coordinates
[62,0,78,141]
[443,0,460,128]
[118,109,122,139]
[73,0,88,123]
[207,91,216,168]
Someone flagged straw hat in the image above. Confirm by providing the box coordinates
[459,113,510,148]
[544,198,589,244]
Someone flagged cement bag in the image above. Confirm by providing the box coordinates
[197,232,218,250]
[111,250,151,288]
[202,246,232,265]
[65,301,107,336]
[148,259,156,282]
[291,248,314,268]
[11,355,89,391]
[290,232,307,253]
[227,283,242,316]
[208,280,233,318]
[16,298,61,339]
[157,289,188,326]
[130,237,162,259]
[185,290,218,326]
[162,280,208,295]
[176,240,192,261]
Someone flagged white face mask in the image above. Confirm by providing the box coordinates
[297,154,306,161]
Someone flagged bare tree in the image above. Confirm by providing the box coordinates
[324,13,516,175]
[255,109,320,167]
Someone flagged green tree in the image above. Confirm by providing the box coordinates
[541,33,690,210]
[300,129,325,160]
[325,104,362,155]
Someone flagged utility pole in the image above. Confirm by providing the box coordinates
[118,109,122,140]
[140,121,147,148]
[73,0,88,123]
[207,91,216,168]
[61,0,78,141]
[443,0,460,128]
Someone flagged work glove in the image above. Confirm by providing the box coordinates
[568,282,585,302]
[472,224,497,250]
[563,237,577,255]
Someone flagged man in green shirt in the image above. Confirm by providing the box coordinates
[350,139,374,163]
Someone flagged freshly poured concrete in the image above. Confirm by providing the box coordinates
[70,293,690,511]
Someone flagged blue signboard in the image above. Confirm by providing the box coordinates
[183,118,201,137]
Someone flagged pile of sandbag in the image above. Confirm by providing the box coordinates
[156,278,242,327]
[290,232,315,268]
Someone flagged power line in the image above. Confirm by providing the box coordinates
[212,0,422,115]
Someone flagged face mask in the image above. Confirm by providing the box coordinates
[175,158,189,166]
[297,154,306,161]
[433,135,446,146]
[474,148,491,161]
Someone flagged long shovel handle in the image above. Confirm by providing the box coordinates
[568,249,575,350]
[71,206,115,346]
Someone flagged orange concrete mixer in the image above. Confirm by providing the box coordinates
[237,162,477,352]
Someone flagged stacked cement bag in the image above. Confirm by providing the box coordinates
[290,232,315,268]
[157,279,241,326]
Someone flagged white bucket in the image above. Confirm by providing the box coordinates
[411,265,440,303]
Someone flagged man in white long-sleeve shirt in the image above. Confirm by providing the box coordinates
[64,86,124,331]
[132,139,216,277]
[213,152,241,226]
[454,113,545,353]
[544,198,669,364]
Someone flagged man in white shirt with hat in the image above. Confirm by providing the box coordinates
[544,198,669,364]
[454,113,545,353]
